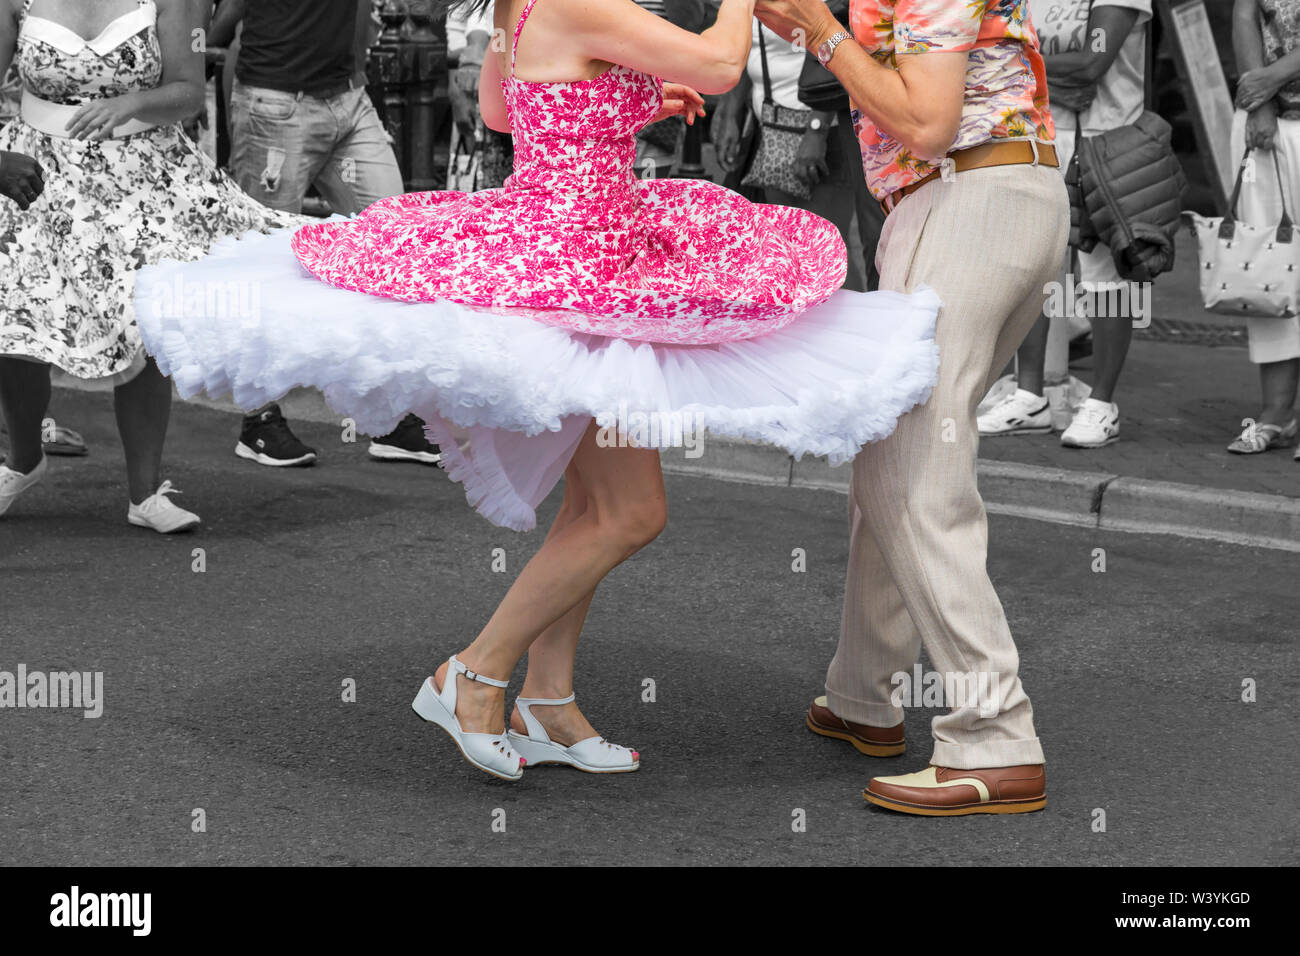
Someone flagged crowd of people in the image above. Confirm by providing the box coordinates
[0,0,1293,537]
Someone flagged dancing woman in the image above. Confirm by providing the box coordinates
[0,0,301,527]
[135,0,941,781]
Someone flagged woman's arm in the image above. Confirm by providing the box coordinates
[756,0,966,159]
[505,0,754,96]
[65,0,207,138]
[575,0,754,94]
[1234,0,1267,76]
[1235,0,1300,109]
[479,44,510,133]
[0,0,19,79]
[1233,0,1277,148]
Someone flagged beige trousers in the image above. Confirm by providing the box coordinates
[826,163,1069,770]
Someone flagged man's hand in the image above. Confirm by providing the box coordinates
[1246,99,1279,150]
[0,151,45,209]
[755,0,841,51]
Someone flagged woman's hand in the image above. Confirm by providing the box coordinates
[653,83,707,125]
[1245,99,1279,150]
[1237,65,1283,112]
[754,0,841,50]
[64,93,143,141]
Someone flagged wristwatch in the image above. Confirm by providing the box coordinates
[816,30,852,67]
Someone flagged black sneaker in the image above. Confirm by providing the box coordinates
[368,413,441,465]
[235,404,317,467]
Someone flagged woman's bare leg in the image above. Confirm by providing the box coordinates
[508,463,603,745]
[114,357,173,504]
[0,357,52,474]
[433,420,666,735]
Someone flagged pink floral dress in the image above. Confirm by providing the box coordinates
[290,0,845,345]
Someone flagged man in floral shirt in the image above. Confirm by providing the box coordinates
[758,0,1068,816]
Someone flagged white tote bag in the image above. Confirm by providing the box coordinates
[1185,148,1300,318]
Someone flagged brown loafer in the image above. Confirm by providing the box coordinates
[805,695,905,757]
[864,764,1046,816]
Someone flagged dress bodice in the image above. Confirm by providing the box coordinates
[498,0,663,229]
[16,0,162,104]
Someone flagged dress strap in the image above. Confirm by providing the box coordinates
[510,0,544,76]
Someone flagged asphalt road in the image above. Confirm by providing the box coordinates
[1,391,1296,866]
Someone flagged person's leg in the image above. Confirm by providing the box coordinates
[432,420,667,735]
[835,112,885,292]
[1258,358,1300,425]
[1010,316,1049,397]
[227,82,329,214]
[508,464,604,745]
[0,357,52,474]
[848,164,1067,773]
[808,122,864,291]
[227,83,335,439]
[311,88,405,214]
[1079,248,1135,405]
[825,489,920,728]
[113,357,173,505]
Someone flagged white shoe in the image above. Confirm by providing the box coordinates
[977,373,1018,415]
[507,694,640,773]
[1042,375,1093,432]
[127,480,201,533]
[411,655,525,782]
[1061,398,1120,448]
[0,455,47,517]
[977,388,1052,436]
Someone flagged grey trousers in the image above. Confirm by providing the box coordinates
[826,162,1069,769]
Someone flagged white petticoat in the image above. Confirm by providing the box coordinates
[133,227,941,531]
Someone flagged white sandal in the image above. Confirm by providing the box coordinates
[411,655,525,782]
[507,694,640,773]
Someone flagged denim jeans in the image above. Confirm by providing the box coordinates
[229,80,404,215]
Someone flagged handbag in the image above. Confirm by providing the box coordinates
[1184,149,1300,318]
[741,28,813,201]
[797,0,850,112]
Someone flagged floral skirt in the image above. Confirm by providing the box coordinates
[0,119,302,380]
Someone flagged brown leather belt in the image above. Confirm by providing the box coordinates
[879,140,1059,215]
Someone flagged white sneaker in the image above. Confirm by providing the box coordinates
[0,456,47,517]
[977,373,1018,416]
[1043,376,1093,432]
[127,480,201,533]
[977,388,1052,436]
[1061,398,1120,448]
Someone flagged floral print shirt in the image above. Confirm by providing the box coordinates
[1260,0,1300,118]
[848,0,1057,199]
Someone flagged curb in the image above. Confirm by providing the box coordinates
[659,434,1300,553]
[48,379,1300,552]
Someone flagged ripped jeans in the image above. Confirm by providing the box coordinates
[228,80,405,215]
